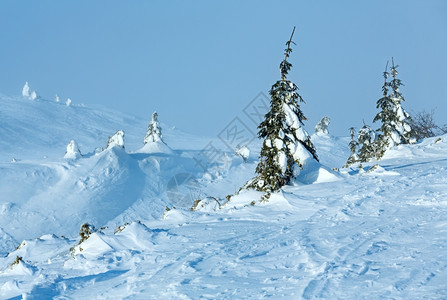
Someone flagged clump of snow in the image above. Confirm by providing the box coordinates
[235,145,250,162]
[55,94,60,102]
[64,140,81,159]
[66,98,72,106]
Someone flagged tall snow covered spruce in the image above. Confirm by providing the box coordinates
[248,27,318,192]
[373,58,415,158]
[144,112,165,144]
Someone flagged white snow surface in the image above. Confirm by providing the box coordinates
[1,93,447,298]
[136,141,173,154]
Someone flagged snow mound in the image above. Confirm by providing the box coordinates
[9,234,73,264]
[364,164,400,176]
[311,133,350,169]
[4,261,35,277]
[136,141,173,154]
[70,221,179,260]
[296,160,341,185]
[0,228,17,255]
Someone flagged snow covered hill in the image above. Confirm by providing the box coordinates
[1,93,447,299]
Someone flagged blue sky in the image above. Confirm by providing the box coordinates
[1,1,446,137]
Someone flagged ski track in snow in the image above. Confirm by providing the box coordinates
[1,95,447,298]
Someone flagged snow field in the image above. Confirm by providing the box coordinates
[1,94,447,298]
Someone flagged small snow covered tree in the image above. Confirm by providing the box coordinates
[344,127,359,167]
[357,123,378,163]
[373,59,415,158]
[55,94,60,102]
[64,140,82,159]
[144,111,164,144]
[22,82,39,100]
[22,82,30,98]
[29,91,38,100]
[106,130,125,150]
[315,116,330,135]
[248,27,318,192]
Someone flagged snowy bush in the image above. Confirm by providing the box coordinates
[10,256,23,269]
[22,82,30,98]
[106,130,125,150]
[114,222,130,234]
[357,123,378,163]
[190,197,222,211]
[70,223,97,257]
[22,82,39,100]
[79,223,96,243]
[66,98,72,106]
[64,140,82,159]
[410,110,447,141]
[30,91,38,100]
[315,116,330,135]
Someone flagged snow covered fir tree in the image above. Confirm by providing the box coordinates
[345,59,416,167]
[373,58,415,159]
[247,27,318,192]
[105,130,125,150]
[315,116,330,135]
[343,127,359,168]
[356,123,378,164]
[139,111,172,154]
[22,82,38,100]
[144,111,164,144]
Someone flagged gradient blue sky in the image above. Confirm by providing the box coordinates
[1,1,446,137]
